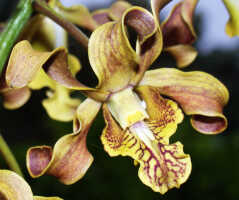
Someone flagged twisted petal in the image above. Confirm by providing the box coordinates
[0,170,62,200]
[29,55,82,121]
[5,41,84,120]
[140,68,229,134]
[0,87,30,109]
[161,0,198,67]
[26,98,101,184]
[88,6,162,92]
[101,103,190,194]
[222,0,239,37]
[6,40,64,88]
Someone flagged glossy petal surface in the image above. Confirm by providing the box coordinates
[140,68,229,134]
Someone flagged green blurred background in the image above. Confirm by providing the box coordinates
[0,0,239,199]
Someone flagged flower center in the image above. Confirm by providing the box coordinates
[107,87,149,129]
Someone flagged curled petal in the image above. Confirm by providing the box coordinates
[101,105,191,194]
[0,170,33,200]
[29,55,82,122]
[161,0,198,67]
[1,87,31,109]
[164,45,197,68]
[140,68,229,134]
[89,6,162,92]
[5,40,65,88]
[136,86,184,144]
[222,0,239,37]
[26,98,101,184]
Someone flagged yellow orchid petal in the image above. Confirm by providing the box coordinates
[0,170,33,200]
[54,0,98,31]
[89,6,162,92]
[42,85,81,121]
[0,170,63,200]
[136,86,184,144]
[223,0,239,37]
[101,105,191,194]
[161,0,198,67]
[29,54,82,122]
[26,98,101,184]
[140,68,229,134]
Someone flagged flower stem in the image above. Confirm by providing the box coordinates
[33,0,89,48]
[0,0,33,75]
[0,134,23,177]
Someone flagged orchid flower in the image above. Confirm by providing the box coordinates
[4,0,228,194]
[0,0,83,122]
[0,169,62,200]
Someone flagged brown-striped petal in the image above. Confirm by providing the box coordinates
[222,0,239,37]
[88,6,162,92]
[101,105,191,194]
[5,40,65,88]
[5,40,98,95]
[161,0,198,67]
[140,68,229,134]
[26,98,101,184]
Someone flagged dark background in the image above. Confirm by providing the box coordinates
[0,0,239,200]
